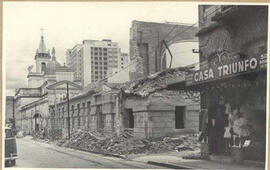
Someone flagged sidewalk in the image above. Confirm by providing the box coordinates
[132,153,265,170]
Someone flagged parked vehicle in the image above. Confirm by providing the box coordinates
[5,127,18,167]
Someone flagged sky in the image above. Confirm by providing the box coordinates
[3,2,198,96]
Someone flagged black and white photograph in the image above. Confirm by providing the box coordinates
[3,2,269,169]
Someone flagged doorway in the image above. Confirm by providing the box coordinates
[175,106,185,129]
[124,108,134,128]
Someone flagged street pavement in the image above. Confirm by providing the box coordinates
[11,136,163,169]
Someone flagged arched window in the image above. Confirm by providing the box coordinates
[41,62,46,72]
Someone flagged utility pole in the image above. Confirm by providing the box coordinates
[34,104,36,131]
[66,82,71,140]
[12,97,15,130]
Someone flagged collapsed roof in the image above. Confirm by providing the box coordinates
[121,67,192,97]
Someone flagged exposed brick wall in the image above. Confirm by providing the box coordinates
[129,20,199,80]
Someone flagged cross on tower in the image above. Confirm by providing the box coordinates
[40,27,46,37]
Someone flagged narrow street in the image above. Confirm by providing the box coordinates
[13,136,163,169]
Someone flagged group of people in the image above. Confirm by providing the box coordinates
[199,96,250,155]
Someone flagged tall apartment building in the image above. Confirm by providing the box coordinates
[66,39,126,86]
[119,53,129,69]
[66,44,83,81]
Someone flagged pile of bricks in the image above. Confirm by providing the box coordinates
[57,129,200,157]
[48,129,62,140]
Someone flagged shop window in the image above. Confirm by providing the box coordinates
[175,106,185,129]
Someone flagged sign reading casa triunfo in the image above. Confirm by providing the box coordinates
[194,57,258,82]
[187,54,267,85]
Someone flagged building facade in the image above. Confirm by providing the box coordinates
[51,68,200,139]
[66,39,128,87]
[14,34,81,133]
[51,83,120,135]
[129,20,199,81]
[183,5,268,162]
[15,80,82,134]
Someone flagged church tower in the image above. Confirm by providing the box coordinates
[35,29,51,73]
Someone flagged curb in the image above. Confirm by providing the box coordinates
[243,160,265,168]
[67,146,126,159]
[147,161,192,169]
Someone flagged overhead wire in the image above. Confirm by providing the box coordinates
[164,6,222,44]
[98,60,139,82]
[159,6,222,68]
[97,6,222,83]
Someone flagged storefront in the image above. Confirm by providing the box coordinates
[185,51,267,162]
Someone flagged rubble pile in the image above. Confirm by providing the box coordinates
[122,67,189,97]
[57,130,200,156]
[32,131,44,139]
[48,129,62,140]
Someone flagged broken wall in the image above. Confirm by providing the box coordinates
[129,20,199,80]
[125,90,200,138]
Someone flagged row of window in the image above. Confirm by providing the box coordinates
[92,66,108,69]
[56,102,91,116]
[91,52,108,56]
[92,71,107,74]
[92,76,104,80]
[91,61,108,65]
[54,106,186,130]
[53,116,87,129]
[90,47,118,52]
[91,47,107,51]
[91,56,108,60]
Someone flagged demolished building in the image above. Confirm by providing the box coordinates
[50,67,200,139]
